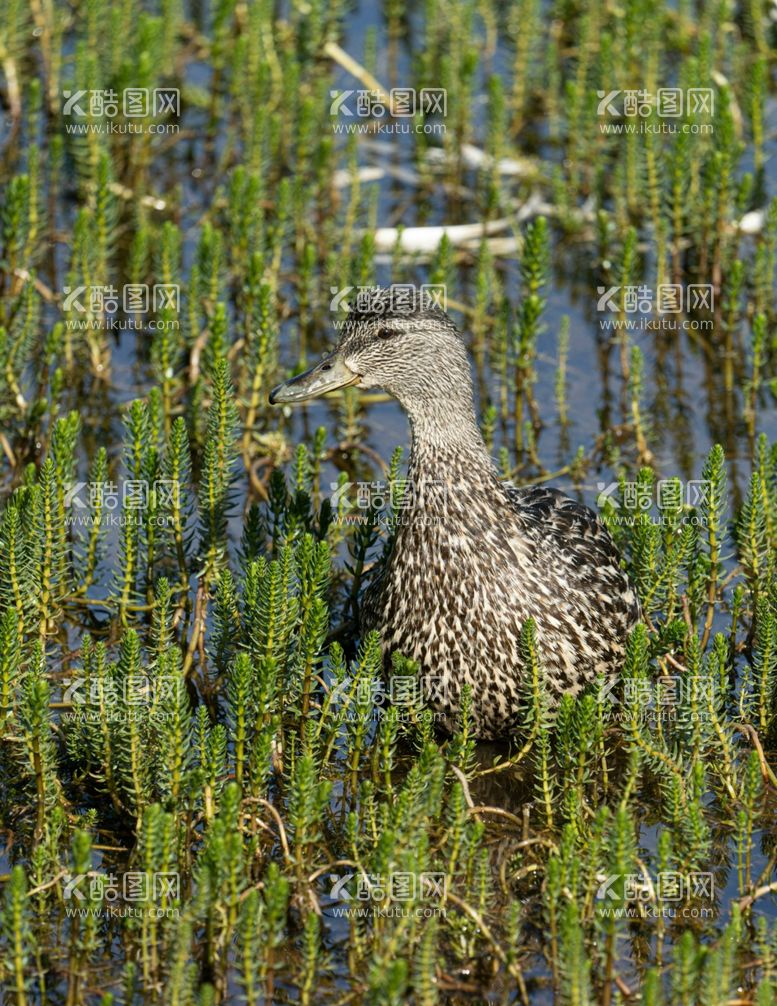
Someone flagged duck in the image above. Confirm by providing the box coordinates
[270,288,641,739]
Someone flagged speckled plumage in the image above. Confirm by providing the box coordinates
[362,463,640,738]
[350,293,639,739]
[272,288,641,739]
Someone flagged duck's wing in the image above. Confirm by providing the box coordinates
[505,483,641,633]
[504,484,623,569]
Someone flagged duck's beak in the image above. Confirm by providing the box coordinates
[269,352,360,404]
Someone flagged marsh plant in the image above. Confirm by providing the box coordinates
[0,0,776,1004]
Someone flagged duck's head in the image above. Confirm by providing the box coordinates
[269,287,472,414]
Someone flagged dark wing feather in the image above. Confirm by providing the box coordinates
[505,484,625,570]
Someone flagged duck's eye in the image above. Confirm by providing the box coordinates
[377,327,394,339]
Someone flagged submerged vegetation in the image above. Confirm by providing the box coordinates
[0,0,776,1003]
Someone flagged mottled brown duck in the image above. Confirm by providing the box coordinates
[270,290,640,739]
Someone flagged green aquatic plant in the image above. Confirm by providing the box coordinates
[0,0,776,1001]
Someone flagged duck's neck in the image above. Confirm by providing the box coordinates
[404,397,500,493]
